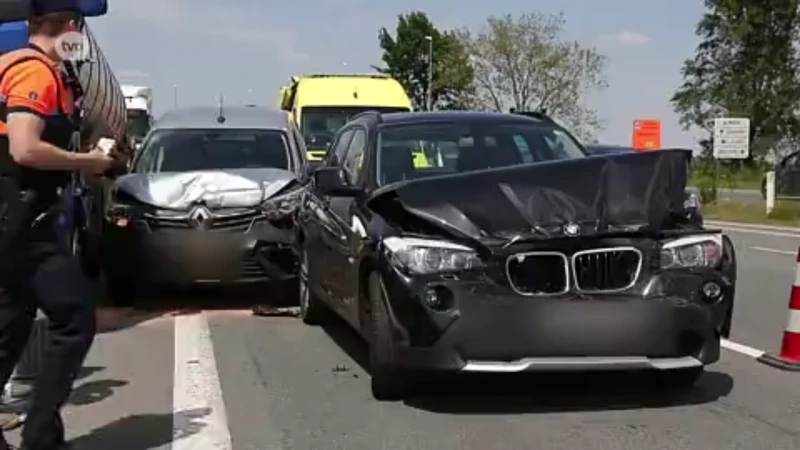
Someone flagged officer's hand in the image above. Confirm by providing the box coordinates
[81,148,114,175]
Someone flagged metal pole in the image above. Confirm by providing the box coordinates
[425,36,433,111]
[173,84,178,108]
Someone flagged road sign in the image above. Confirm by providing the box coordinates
[632,119,661,150]
[713,118,750,159]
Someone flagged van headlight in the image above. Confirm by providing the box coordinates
[383,237,483,275]
[660,234,722,269]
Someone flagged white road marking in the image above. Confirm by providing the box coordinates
[721,338,765,359]
[750,246,796,255]
[173,311,232,449]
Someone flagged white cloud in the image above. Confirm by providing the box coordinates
[602,31,652,46]
[109,0,309,63]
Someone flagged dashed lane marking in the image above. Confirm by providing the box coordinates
[173,311,232,449]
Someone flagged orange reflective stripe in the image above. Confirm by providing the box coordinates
[0,49,70,117]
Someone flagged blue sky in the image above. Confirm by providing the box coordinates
[90,0,708,149]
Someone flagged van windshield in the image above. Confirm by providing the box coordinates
[300,106,409,149]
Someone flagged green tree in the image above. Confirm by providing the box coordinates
[456,12,607,141]
[671,0,800,162]
[376,11,475,110]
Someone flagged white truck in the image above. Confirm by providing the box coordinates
[121,84,153,149]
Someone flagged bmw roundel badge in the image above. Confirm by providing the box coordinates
[563,222,580,236]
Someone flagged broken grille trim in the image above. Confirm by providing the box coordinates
[505,251,571,296]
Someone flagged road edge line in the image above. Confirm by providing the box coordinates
[173,311,232,449]
[721,338,765,359]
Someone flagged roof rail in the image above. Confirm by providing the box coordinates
[510,108,555,123]
[350,109,383,122]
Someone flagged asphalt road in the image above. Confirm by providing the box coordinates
[4,220,800,449]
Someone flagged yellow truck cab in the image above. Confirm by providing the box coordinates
[277,73,428,166]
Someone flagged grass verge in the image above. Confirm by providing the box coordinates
[703,199,800,227]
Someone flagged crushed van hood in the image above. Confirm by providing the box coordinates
[367,149,691,242]
[114,168,298,209]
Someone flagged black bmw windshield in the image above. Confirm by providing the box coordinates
[135,129,290,173]
[376,119,587,186]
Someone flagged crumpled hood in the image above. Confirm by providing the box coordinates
[113,168,298,209]
[367,149,691,242]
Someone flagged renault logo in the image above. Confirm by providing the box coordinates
[189,207,212,229]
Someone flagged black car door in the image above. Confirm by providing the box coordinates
[325,126,368,325]
[305,128,354,305]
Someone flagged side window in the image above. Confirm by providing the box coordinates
[343,128,366,184]
[512,135,533,163]
[327,129,354,166]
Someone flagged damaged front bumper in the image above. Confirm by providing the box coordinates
[376,246,734,374]
[103,207,300,286]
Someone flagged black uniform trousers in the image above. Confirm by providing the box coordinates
[0,191,95,449]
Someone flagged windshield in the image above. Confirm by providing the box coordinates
[376,120,586,186]
[300,106,409,149]
[126,109,151,140]
[135,129,290,173]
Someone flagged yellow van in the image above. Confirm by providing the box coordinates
[277,73,428,166]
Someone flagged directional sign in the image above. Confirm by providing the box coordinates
[713,118,750,159]
[632,119,661,150]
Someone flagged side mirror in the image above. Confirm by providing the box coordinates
[313,167,360,196]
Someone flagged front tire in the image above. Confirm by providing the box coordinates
[367,272,413,401]
[299,249,325,325]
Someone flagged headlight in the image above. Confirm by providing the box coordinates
[383,237,483,275]
[262,188,303,215]
[660,234,722,269]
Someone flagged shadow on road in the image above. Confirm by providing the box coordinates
[68,379,129,406]
[75,366,105,382]
[321,313,735,414]
[69,407,210,449]
[96,281,298,334]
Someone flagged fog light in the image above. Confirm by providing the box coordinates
[421,285,454,311]
[701,281,722,301]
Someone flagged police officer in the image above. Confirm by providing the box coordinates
[0,4,114,449]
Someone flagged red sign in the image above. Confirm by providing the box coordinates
[632,119,661,150]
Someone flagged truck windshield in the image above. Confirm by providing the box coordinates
[135,129,290,173]
[126,109,151,140]
[300,106,409,149]
[376,120,587,186]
